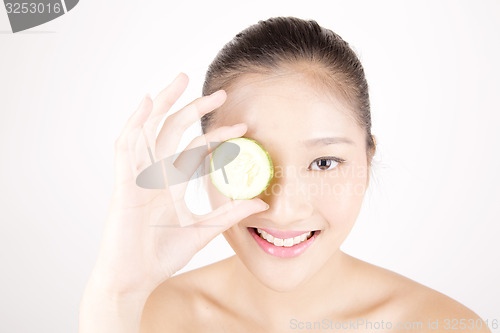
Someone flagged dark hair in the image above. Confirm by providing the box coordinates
[200,16,376,165]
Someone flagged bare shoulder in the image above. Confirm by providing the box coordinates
[348,255,491,332]
[139,257,233,333]
[398,285,491,333]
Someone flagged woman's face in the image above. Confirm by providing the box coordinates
[204,72,370,292]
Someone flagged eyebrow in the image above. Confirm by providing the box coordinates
[302,136,355,146]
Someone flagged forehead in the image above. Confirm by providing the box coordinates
[215,73,362,140]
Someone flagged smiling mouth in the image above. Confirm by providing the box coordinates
[248,227,321,247]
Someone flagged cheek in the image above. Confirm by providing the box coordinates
[309,163,368,227]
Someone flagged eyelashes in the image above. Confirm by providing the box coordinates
[308,156,345,171]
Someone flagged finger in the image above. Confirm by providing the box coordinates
[130,124,247,226]
[122,71,187,185]
[115,94,153,150]
[171,123,248,181]
[114,95,154,187]
[191,198,269,243]
[152,72,189,117]
[148,123,248,212]
[142,73,189,158]
[155,89,227,161]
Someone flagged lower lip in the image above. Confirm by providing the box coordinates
[247,227,320,258]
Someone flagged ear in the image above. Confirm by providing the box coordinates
[370,134,377,157]
[366,134,377,188]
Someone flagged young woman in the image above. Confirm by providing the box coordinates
[79,16,491,332]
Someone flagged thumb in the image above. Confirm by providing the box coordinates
[194,197,269,241]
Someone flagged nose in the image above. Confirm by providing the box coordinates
[257,164,313,226]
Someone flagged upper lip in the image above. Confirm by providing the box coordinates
[250,227,319,239]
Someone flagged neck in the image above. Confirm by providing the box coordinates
[228,250,360,323]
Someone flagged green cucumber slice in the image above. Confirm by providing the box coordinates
[209,137,274,200]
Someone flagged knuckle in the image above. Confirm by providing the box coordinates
[196,132,209,145]
[191,98,203,115]
[186,98,204,118]
[164,110,181,129]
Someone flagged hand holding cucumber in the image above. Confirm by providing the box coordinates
[86,73,270,300]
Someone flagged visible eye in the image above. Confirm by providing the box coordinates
[308,156,345,171]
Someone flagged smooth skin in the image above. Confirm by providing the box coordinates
[79,71,491,333]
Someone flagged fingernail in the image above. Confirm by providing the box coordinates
[170,72,185,85]
[262,203,269,210]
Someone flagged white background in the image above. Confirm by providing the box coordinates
[1,0,499,332]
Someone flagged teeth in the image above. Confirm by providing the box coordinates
[255,228,315,247]
[265,233,274,243]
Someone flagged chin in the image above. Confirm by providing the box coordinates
[223,226,335,293]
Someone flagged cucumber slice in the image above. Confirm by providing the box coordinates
[209,137,274,200]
